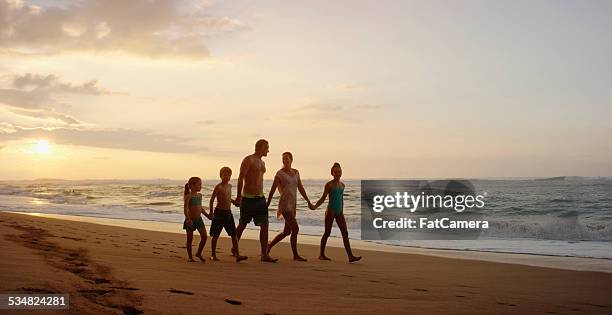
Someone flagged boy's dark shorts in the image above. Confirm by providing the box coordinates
[239,196,269,226]
[209,208,236,237]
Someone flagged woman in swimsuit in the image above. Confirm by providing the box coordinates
[310,163,362,262]
[183,176,212,262]
[266,152,312,261]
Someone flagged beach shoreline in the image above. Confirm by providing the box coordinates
[9,211,612,273]
[1,211,611,314]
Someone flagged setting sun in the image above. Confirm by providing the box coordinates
[34,140,51,154]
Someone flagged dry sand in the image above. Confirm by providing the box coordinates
[1,211,611,314]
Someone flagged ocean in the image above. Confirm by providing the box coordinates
[1,178,611,260]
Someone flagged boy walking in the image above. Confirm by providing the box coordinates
[208,167,248,262]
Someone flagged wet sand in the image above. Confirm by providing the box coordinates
[1,211,611,314]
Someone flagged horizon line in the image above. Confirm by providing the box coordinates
[1,175,610,182]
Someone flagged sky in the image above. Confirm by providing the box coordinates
[0,0,611,180]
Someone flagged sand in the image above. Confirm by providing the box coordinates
[0,211,611,314]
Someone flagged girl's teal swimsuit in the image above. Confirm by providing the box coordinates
[183,194,204,231]
[328,186,344,215]
[189,194,202,206]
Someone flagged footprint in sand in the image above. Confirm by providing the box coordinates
[575,302,611,309]
[69,267,86,275]
[169,288,194,295]
[413,288,428,292]
[110,286,139,291]
[497,302,516,307]
[94,278,111,284]
[77,289,113,296]
[225,299,242,305]
[61,236,84,241]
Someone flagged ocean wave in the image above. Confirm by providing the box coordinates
[483,217,612,241]
[144,201,175,206]
[557,210,581,218]
[550,198,575,203]
[0,186,31,196]
[145,190,181,198]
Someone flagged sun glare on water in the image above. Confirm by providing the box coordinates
[34,140,51,154]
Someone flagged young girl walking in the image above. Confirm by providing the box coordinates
[183,177,211,262]
[310,163,361,262]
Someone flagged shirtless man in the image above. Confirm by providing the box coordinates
[235,139,278,262]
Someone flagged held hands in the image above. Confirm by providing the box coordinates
[235,195,242,207]
[308,201,316,210]
[205,211,214,220]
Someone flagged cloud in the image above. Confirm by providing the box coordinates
[296,103,381,113]
[0,72,119,124]
[0,0,249,59]
[353,104,381,110]
[13,73,56,89]
[8,108,81,124]
[11,73,117,95]
[0,122,16,133]
[298,103,344,112]
[0,124,206,153]
[279,101,382,123]
[195,119,215,125]
[336,83,366,91]
[0,87,48,109]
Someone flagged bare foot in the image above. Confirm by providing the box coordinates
[293,255,307,262]
[261,255,278,263]
[210,255,220,261]
[318,255,331,261]
[188,257,196,262]
[236,255,248,262]
[349,256,362,263]
[195,254,206,262]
